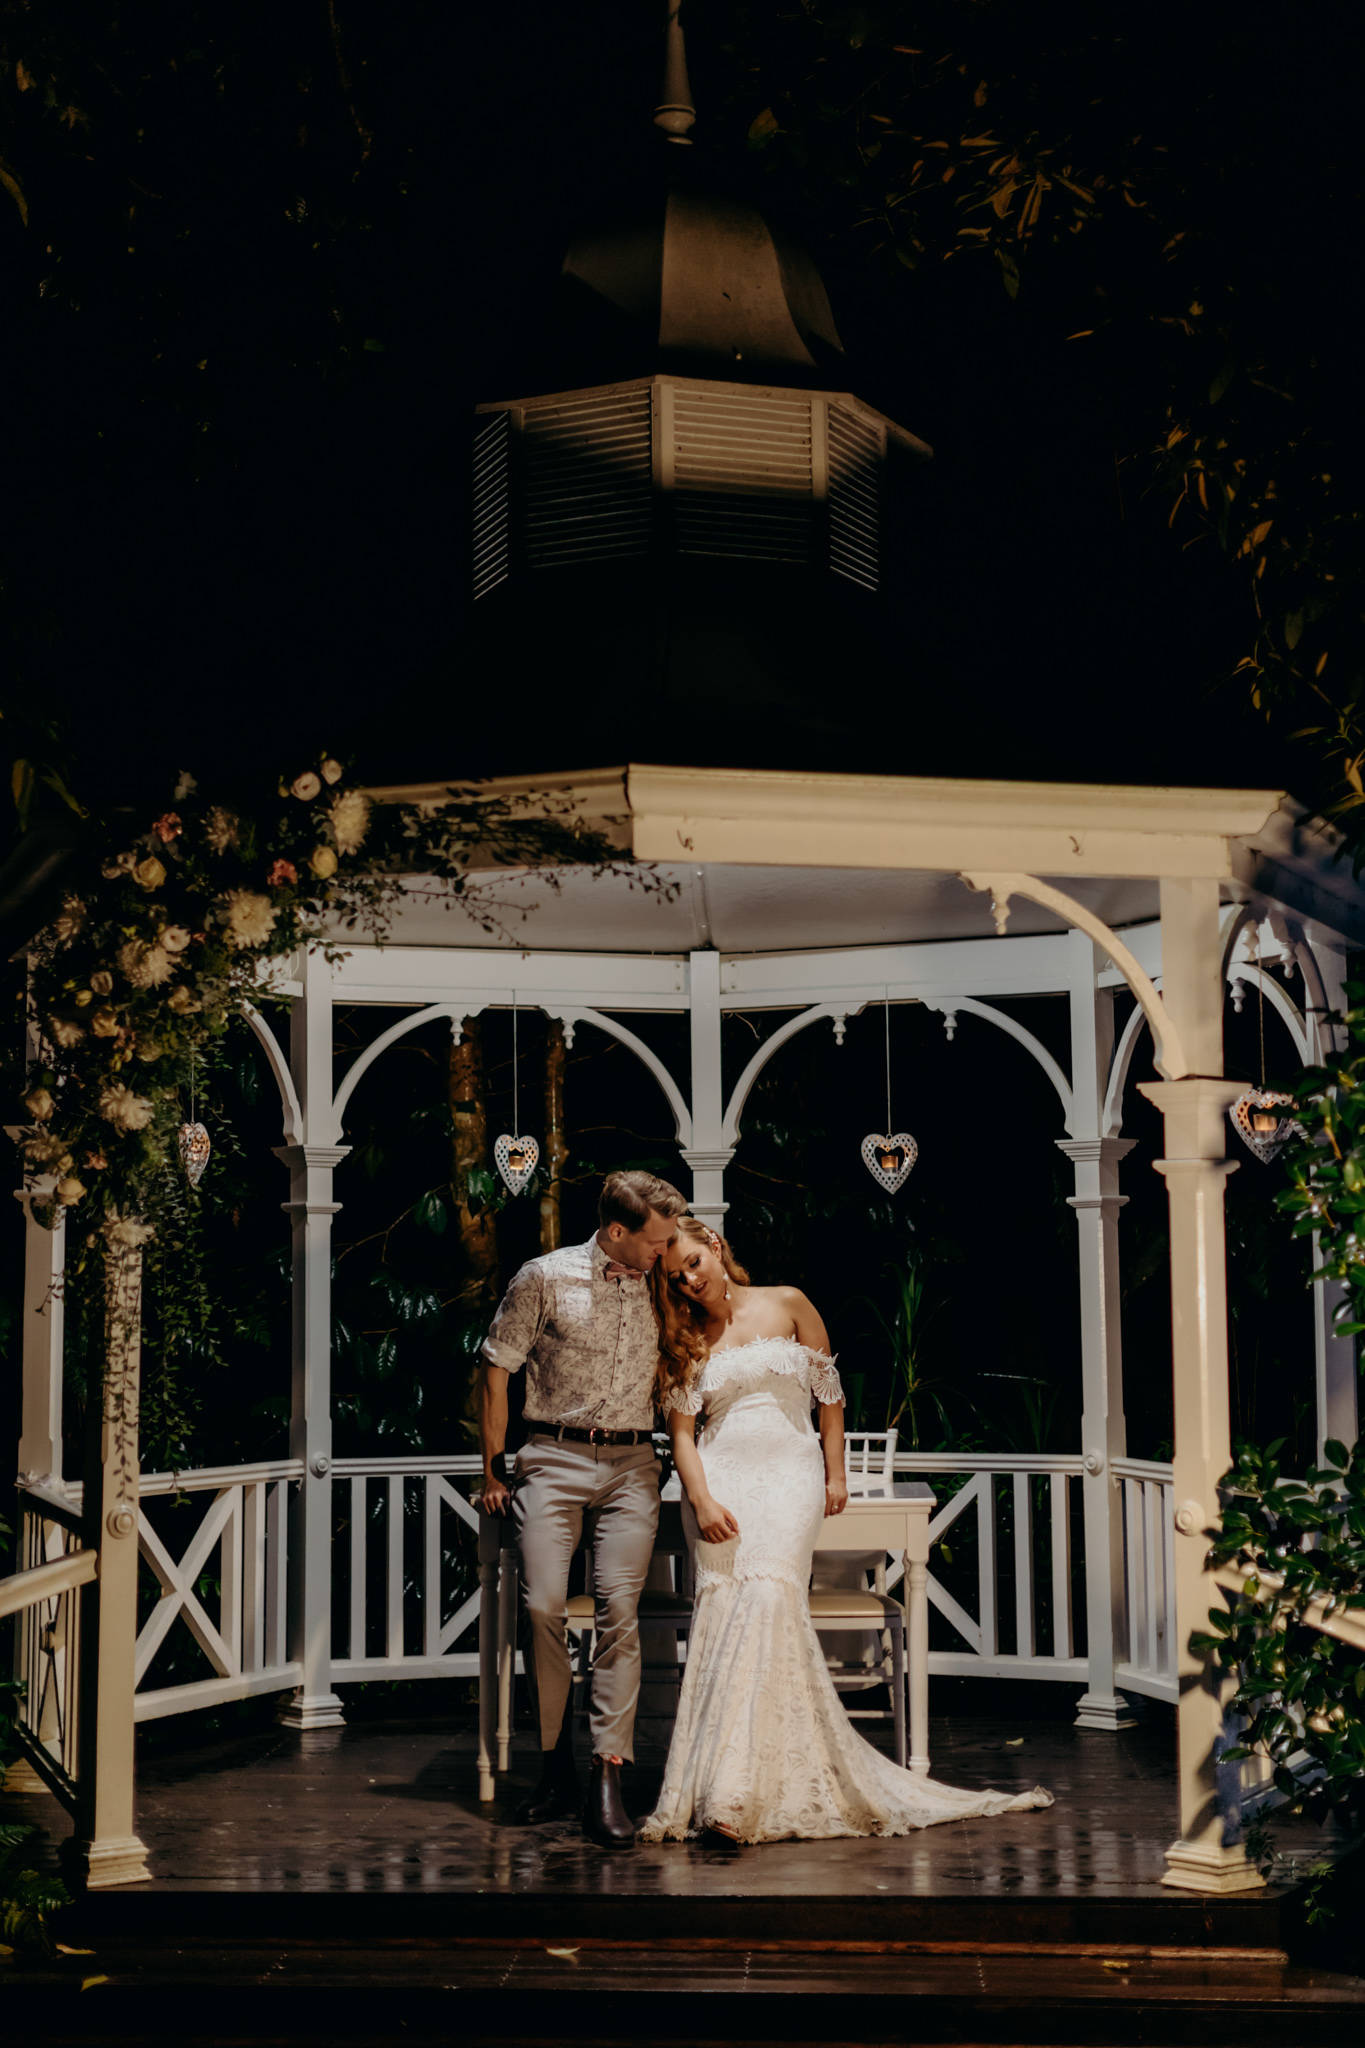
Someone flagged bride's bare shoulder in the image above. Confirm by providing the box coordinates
[750,1282,815,1332]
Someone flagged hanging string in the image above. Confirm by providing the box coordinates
[884,987,892,1131]
[1257,960,1267,1089]
[511,992,519,1133]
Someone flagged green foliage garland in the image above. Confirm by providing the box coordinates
[10,757,635,1257]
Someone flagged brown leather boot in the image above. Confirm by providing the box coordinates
[583,1755,636,1849]
[514,1722,579,1824]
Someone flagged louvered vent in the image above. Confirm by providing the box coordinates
[472,411,510,601]
[673,388,814,563]
[827,404,882,591]
[522,387,653,570]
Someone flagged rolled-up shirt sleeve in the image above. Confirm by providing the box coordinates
[482,1261,545,1373]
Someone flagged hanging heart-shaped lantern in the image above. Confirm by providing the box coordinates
[1229,1088,1303,1164]
[861,1132,918,1193]
[178,1120,211,1186]
[494,1132,540,1195]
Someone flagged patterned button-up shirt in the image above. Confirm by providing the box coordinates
[481,1235,661,1431]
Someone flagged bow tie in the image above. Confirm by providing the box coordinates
[604,1261,644,1281]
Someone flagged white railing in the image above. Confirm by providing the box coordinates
[1113,1458,1178,1702]
[131,1458,302,1721]
[11,1448,1181,1731]
[892,1453,1086,1684]
[330,1455,485,1683]
[5,1483,93,1810]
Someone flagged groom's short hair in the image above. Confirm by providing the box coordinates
[598,1170,687,1232]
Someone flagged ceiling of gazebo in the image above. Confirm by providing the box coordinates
[380,860,1164,954]
[360,763,1365,954]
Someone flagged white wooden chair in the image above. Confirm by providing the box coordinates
[810,1429,906,1764]
[843,1428,899,1497]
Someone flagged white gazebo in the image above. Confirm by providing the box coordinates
[7,759,1363,1895]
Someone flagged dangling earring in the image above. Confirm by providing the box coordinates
[704,1227,731,1304]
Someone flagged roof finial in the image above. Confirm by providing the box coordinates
[654,0,696,145]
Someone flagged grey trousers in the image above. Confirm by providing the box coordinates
[512,1436,661,1763]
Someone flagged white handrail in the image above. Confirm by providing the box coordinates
[0,1548,96,1622]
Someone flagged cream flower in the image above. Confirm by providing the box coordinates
[291,770,322,801]
[310,844,338,880]
[91,1007,120,1038]
[55,1175,86,1206]
[48,1017,84,1048]
[161,925,192,953]
[98,1084,154,1133]
[91,970,113,996]
[22,1131,67,1167]
[74,990,93,1009]
[167,986,201,1015]
[204,806,239,853]
[101,852,136,879]
[118,939,174,989]
[54,897,86,942]
[221,889,278,950]
[320,756,344,784]
[329,790,370,855]
[134,856,167,890]
[174,769,198,801]
[103,1216,155,1249]
[24,1085,54,1122]
[138,1038,163,1061]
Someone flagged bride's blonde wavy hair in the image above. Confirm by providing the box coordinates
[650,1214,751,1407]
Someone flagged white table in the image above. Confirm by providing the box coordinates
[476,1482,935,1800]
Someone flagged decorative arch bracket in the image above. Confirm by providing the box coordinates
[961,871,1189,1082]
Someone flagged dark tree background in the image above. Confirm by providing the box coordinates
[0,5,1345,1492]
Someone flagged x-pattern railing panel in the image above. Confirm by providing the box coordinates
[135,1485,242,1686]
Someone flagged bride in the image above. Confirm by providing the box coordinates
[639,1215,1052,1846]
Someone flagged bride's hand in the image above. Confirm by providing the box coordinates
[694,1494,740,1543]
[824,1471,848,1517]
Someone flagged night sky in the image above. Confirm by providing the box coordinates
[0,3,1296,809]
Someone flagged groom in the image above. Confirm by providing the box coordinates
[478,1169,688,1847]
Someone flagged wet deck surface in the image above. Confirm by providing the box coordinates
[6,1709,1364,2042]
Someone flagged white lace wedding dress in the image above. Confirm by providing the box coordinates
[639,1337,1053,1844]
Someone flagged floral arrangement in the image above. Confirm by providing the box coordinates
[13,758,629,1253]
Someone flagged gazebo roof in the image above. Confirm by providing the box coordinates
[365,764,1364,953]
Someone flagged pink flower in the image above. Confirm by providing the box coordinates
[268,858,299,888]
[152,812,183,844]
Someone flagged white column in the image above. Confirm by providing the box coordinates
[72,1238,151,1886]
[1140,876,1262,1893]
[275,951,347,1731]
[1306,945,1358,1457]
[4,1184,69,1794]
[1059,1136,1136,1728]
[1059,933,1136,1731]
[16,1183,65,1483]
[679,949,734,1225]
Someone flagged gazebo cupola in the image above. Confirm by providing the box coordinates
[468,5,930,751]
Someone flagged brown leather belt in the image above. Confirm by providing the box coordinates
[530,1424,653,1446]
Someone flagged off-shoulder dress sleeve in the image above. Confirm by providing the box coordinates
[808,1348,845,1406]
[659,1373,705,1417]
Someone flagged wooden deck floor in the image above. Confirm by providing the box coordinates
[7,1705,1363,2042]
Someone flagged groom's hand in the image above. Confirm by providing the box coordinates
[695,1495,740,1543]
[479,1475,512,1515]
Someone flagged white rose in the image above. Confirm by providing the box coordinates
[291,771,322,801]
[161,925,192,954]
[221,889,278,951]
[329,790,370,855]
[118,939,173,989]
[98,1084,155,1133]
[24,1085,54,1122]
[102,1216,155,1249]
[55,1175,86,1206]
[320,756,344,784]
